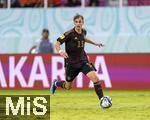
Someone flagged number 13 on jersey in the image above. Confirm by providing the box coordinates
[77,41,84,48]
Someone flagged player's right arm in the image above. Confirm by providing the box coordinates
[55,41,68,58]
[56,30,73,58]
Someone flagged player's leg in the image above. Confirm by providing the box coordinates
[51,64,80,94]
[51,78,73,94]
[86,71,103,100]
[82,62,112,108]
[82,62,103,100]
[56,81,72,90]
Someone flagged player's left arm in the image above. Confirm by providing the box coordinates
[85,38,104,47]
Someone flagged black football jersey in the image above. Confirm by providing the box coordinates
[57,28,88,64]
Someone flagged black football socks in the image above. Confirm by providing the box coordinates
[56,81,66,89]
[94,81,104,100]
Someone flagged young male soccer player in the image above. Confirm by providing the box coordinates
[51,14,110,108]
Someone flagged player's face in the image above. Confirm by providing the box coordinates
[74,17,84,30]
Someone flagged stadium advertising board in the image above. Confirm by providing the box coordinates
[0,54,150,90]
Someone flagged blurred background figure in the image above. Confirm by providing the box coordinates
[128,0,150,6]
[48,0,61,7]
[65,0,81,7]
[0,0,7,8]
[29,29,54,54]
[19,0,43,7]
[88,0,99,6]
[34,0,43,7]
[11,0,21,7]
[108,0,119,6]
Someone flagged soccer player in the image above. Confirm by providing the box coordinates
[51,14,109,108]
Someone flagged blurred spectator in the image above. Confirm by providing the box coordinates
[19,0,43,7]
[99,0,109,6]
[0,0,7,8]
[137,0,143,5]
[48,0,61,7]
[65,0,81,7]
[122,0,128,6]
[11,0,21,7]
[35,0,43,7]
[29,29,54,54]
[89,0,99,6]
[128,0,150,6]
[20,0,30,7]
[20,0,35,7]
[108,0,119,6]
[137,0,150,6]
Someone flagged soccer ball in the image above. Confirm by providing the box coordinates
[100,96,112,109]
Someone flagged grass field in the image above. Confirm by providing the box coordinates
[0,90,150,120]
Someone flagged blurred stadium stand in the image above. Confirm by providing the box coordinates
[1,0,150,8]
[128,0,150,6]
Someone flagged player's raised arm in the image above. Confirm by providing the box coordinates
[55,41,69,58]
[85,38,104,47]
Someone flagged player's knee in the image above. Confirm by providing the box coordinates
[87,71,99,82]
[91,75,99,82]
[65,85,72,90]
[65,82,72,90]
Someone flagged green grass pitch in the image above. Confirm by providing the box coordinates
[0,90,150,120]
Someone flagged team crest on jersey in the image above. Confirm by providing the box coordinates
[59,35,65,39]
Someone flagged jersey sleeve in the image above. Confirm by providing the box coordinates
[83,29,87,36]
[82,29,87,41]
[57,33,68,45]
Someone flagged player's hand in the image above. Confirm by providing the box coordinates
[96,43,104,47]
[59,50,69,58]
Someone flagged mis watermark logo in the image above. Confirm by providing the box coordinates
[0,95,50,120]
